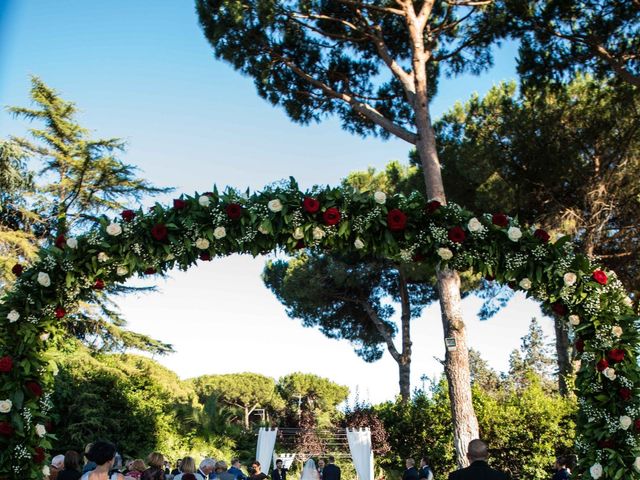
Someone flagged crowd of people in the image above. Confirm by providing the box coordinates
[45,439,570,480]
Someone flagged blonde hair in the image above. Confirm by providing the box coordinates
[132,459,146,472]
[147,452,165,469]
[181,457,196,474]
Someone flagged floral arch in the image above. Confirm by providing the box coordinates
[0,180,638,479]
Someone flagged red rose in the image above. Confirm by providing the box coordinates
[144,267,157,275]
[507,281,516,290]
[11,264,24,276]
[173,199,187,210]
[151,224,168,241]
[225,203,242,220]
[199,252,212,261]
[635,419,640,431]
[592,269,608,285]
[93,279,105,290]
[620,387,633,401]
[412,253,425,262]
[303,197,320,214]
[121,209,136,222]
[533,229,550,243]
[323,208,341,226]
[387,209,408,232]
[34,447,46,464]
[448,226,466,244]
[608,349,625,363]
[492,213,509,227]
[485,274,495,281]
[597,439,615,449]
[295,240,305,250]
[551,302,567,316]
[0,356,13,373]
[45,421,54,433]
[596,358,609,372]
[26,380,43,397]
[54,306,66,319]
[55,235,66,249]
[0,421,14,437]
[575,338,585,353]
[425,200,441,214]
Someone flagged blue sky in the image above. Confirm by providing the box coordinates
[0,1,549,403]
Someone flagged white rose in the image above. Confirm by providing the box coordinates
[116,266,128,276]
[35,423,47,437]
[195,238,210,250]
[437,248,453,260]
[620,415,632,430]
[66,238,78,249]
[40,332,50,341]
[624,297,633,307]
[312,227,325,240]
[0,399,12,413]
[268,199,283,212]
[603,367,617,380]
[568,314,580,326]
[198,195,211,207]
[106,222,122,236]
[43,465,50,477]
[97,252,109,263]
[467,217,484,233]
[293,228,304,240]
[563,272,577,287]
[519,278,532,290]
[590,463,603,479]
[507,226,522,241]
[37,272,51,287]
[7,310,20,323]
[354,238,365,250]
[634,457,640,472]
[373,191,387,204]
[612,325,623,337]
[258,224,269,235]
[213,226,226,239]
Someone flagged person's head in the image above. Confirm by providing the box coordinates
[88,441,117,467]
[64,451,82,471]
[251,461,261,474]
[84,443,94,464]
[555,456,569,470]
[147,453,165,470]
[51,455,65,470]
[276,460,283,469]
[113,453,123,471]
[419,457,429,468]
[231,459,241,468]
[177,460,183,468]
[405,459,415,469]
[327,457,335,465]
[318,460,325,469]
[132,460,147,473]
[215,461,228,473]
[200,458,216,475]
[180,457,195,474]
[466,439,489,463]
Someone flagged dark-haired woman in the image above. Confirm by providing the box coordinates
[81,441,118,480]
[58,451,82,480]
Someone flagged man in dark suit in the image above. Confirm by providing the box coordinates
[448,439,509,480]
[322,457,340,480]
[272,459,287,480]
[402,459,419,480]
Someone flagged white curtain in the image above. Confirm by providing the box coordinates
[346,428,374,480]
[273,453,296,470]
[256,427,278,473]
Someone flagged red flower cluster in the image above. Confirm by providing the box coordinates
[387,209,407,231]
[323,208,341,226]
[608,349,625,363]
[592,269,608,285]
[0,355,13,373]
[551,302,567,316]
[199,252,212,261]
[448,226,466,244]
[173,199,187,210]
[151,224,168,241]
[121,209,136,222]
[55,235,66,249]
[303,197,320,214]
[597,439,615,449]
[635,419,640,431]
[533,229,550,243]
[54,306,66,319]
[0,421,14,437]
[12,263,24,276]
[144,267,157,275]
[492,213,509,227]
[596,359,609,372]
[25,381,43,397]
[575,338,585,353]
[93,279,105,290]
[295,240,305,250]
[425,200,441,214]
[33,447,46,464]
[225,203,242,220]
[620,388,633,401]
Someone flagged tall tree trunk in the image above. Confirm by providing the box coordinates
[554,317,573,395]
[398,269,412,403]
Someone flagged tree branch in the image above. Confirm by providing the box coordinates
[360,301,402,361]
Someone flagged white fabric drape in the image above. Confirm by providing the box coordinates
[272,453,296,470]
[256,427,278,473]
[346,428,374,480]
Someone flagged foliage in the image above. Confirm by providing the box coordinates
[343,401,390,456]
[0,181,638,478]
[507,318,556,392]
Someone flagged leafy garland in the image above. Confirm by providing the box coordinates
[0,180,638,479]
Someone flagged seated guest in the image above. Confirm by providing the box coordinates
[173,458,197,480]
[58,451,82,480]
[142,453,166,480]
[215,461,235,480]
[51,454,66,480]
[197,459,216,480]
[448,439,510,480]
[228,460,246,480]
[127,460,147,480]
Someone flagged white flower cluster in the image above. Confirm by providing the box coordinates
[504,252,528,271]
[428,224,448,244]
[291,209,304,228]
